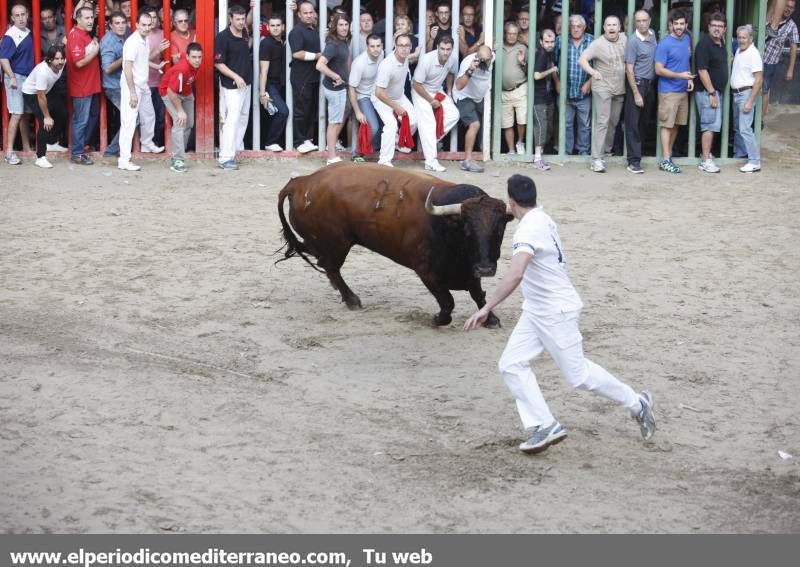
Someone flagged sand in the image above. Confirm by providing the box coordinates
[1,107,798,533]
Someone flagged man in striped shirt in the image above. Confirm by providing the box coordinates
[763,0,799,117]
[556,14,593,155]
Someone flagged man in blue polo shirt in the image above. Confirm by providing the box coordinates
[654,9,694,174]
[0,2,35,165]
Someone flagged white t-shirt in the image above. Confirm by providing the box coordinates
[21,61,63,95]
[373,52,409,101]
[512,207,583,316]
[730,43,763,89]
[413,49,456,96]
[349,50,383,99]
[452,52,494,103]
[122,32,150,90]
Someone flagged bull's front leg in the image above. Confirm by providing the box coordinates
[421,279,455,326]
[467,279,501,329]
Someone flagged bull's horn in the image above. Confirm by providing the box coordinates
[425,188,462,216]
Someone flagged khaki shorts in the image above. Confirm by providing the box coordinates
[501,83,527,128]
[658,92,689,128]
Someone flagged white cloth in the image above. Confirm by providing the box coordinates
[122,32,150,90]
[21,61,62,94]
[218,85,251,162]
[730,43,763,89]
[372,95,416,164]
[374,52,409,101]
[411,90,459,163]
[349,50,383,99]
[3,25,30,46]
[119,85,156,163]
[413,49,457,96]
[452,52,494,103]
[499,308,641,430]
[513,208,583,316]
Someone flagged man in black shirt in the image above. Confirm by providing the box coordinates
[259,14,289,152]
[427,1,453,52]
[288,0,321,153]
[532,28,559,170]
[214,4,252,169]
[694,12,728,173]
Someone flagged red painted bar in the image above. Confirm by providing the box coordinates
[98,0,107,151]
[31,0,40,64]
[193,0,215,155]
[161,0,171,153]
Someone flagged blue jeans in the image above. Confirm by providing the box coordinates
[104,88,122,155]
[565,96,591,155]
[353,97,381,155]
[264,84,289,146]
[71,94,99,157]
[732,91,760,164]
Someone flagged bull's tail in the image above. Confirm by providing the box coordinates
[275,184,325,273]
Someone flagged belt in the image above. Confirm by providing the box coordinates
[503,82,526,92]
[731,85,753,94]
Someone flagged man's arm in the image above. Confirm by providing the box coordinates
[292,48,319,61]
[654,61,693,80]
[122,59,137,106]
[315,55,342,85]
[787,43,797,81]
[0,59,14,86]
[214,62,246,88]
[259,59,270,101]
[36,89,54,130]
[375,85,405,115]
[166,86,188,126]
[464,251,531,331]
[454,59,476,90]
[445,72,454,95]
[348,85,366,122]
[75,40,100,68]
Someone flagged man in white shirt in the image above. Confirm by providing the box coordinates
[118,11,164,171]
[452,45,494,173]
[412,35,459,172]
[348,33,384,160]
[371,33,417,167]
[730,25,763,173]
[464,174,656,455]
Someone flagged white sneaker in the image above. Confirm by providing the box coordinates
[35,156,53,168]
[297,140,318,153]
[46,143,68,152]
[515,142,525,155]
[424,160,446,172]
[739,162,761,173]
[378,160,394,167]
[335,141,346,152]
[140,143,165,154]
[264,143,283,152]
[117,160,141,171]
[698,159,720,173]
[397,146,412,154]
[326,156,342,166]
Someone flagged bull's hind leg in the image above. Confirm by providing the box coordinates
[318,245,362,310]
[421,280,455,326]
[467,279,501,328]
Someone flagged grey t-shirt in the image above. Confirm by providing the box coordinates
[583,34,627,95]
[322,38,350,91]
[624,29,657,81]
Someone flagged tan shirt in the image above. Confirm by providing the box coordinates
[583,34,627,95]
[502,42,527,91]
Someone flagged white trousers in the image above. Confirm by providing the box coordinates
[119,84,155,163]
[371,95,417,164]
[219,86,251,162]
[498,309,641,431]
[411,90,459,164]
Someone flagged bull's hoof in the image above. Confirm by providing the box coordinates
[432,313,452,326]
[483,314,502,329]
[344,296,362,310]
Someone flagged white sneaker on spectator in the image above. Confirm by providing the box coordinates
[35,156,54,168]
[698,159,720,173]
[117,160,141,171]
[515,142,525,155]
[297,140,318,153]
[326,156,342,166]
[264,143,283,152]
[141,143,164,154]
[378,160,394,167]
[424,160,446,172]
[335,141,346,152]
[46,143,68,152]
[739,162,761,173]
[397,146,412,154]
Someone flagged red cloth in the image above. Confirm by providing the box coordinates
[433,92,447,139]
[158,53,199,97]
[395,112,415,150]
[358,121,374,154]
[66,27,101,98]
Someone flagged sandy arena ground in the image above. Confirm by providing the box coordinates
[1,108,799,534]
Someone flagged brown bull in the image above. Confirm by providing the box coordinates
[277,163,512,326]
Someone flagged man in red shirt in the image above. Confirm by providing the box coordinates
[169,9,196,65]
[159,42,201,173]
[66,5,101,165]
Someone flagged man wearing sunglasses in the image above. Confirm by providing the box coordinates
[170,9,196,65]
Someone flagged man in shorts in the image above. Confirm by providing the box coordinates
[0,2,34,164]
[501,22,528,155]
[452,44,494,173]
[694,12,728,173]
[655,9,694,173]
